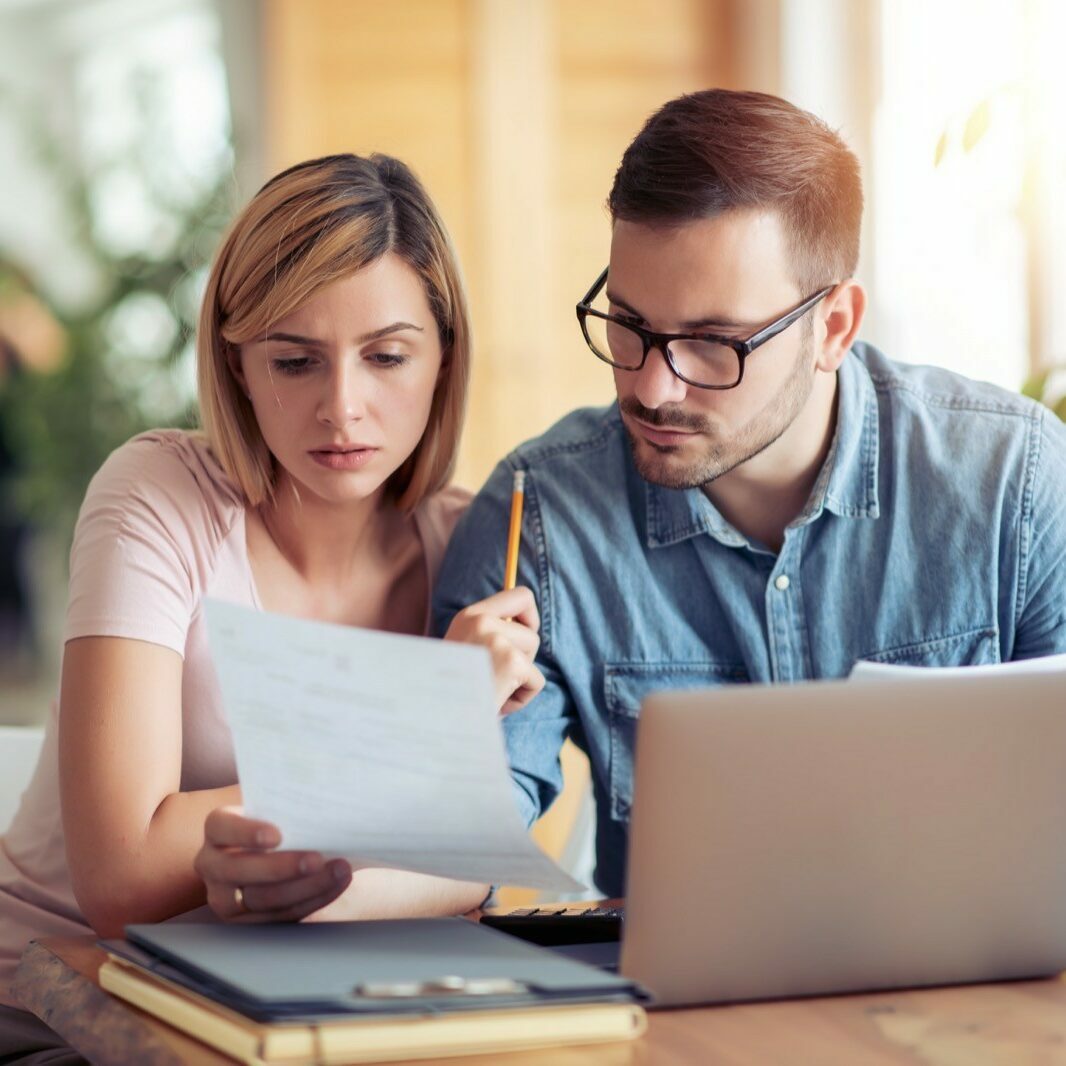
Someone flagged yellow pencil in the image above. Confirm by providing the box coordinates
[503,470,526,590]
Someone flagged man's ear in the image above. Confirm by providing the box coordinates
[227,342,250,398]
[816,280,866,373]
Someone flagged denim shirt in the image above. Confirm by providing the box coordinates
[432,343,1066,897]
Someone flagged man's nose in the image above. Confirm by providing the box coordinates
[631,343,688,410]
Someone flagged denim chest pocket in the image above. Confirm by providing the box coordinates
[604,660,748,823]
[860,626,1001,668]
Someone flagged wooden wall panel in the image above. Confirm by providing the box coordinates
[263,0,474,305]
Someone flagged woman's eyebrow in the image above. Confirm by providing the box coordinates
[262,322,424,347]
[263,331,327,347]
[359,322,424,343]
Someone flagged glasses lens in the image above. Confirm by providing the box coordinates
[668,338,741,387]
[583,313,644,369]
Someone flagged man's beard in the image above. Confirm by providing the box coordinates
[621,329,816,490]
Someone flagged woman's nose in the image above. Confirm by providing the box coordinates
[317,363,366,427]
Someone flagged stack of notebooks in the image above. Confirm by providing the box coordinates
[99,917,647,1064]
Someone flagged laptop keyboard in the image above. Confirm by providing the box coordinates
[480,905,624,946]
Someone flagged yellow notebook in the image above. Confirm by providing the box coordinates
[100,955,647,1065]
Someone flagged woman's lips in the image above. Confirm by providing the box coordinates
[309,447,378,470]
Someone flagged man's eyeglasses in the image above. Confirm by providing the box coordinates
[576,268,835,390]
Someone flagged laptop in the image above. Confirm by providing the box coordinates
[619,669,1066,1006]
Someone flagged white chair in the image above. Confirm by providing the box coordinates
[0,725,44,832]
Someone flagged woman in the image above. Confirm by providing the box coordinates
[0,153,541,1060]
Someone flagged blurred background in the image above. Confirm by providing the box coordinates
[0,1,1063,790]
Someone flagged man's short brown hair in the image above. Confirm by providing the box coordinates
[609,89,863,292]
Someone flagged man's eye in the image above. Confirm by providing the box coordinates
[271,357,314,376]
[368,352,408,368]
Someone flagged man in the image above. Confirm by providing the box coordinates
[432,89,1066,898]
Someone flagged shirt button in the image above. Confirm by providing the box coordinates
[774,574,791,591]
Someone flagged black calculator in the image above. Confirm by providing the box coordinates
[480,905,624,946]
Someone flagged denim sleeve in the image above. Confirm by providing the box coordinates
[1013,410,1066,658]
[431,459,573,826]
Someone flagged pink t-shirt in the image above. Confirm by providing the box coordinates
[0,429,470,1006]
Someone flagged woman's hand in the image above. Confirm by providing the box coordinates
[194,806,352,923]
[443,587,544,715]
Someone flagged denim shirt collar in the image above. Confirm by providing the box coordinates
[644,348,881,550]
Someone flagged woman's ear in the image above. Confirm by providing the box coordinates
[227,342,250,399]
[436,331,454,382]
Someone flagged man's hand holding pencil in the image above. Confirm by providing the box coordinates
[443,469,543,715]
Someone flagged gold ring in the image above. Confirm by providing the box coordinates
[233,885,247,914]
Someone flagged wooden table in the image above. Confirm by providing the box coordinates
[14,935,1066,1065]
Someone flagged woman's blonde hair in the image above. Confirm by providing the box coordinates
[197,153,471,512]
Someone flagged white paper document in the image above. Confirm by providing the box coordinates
[850,653,1066,683]
[204,599,583,893]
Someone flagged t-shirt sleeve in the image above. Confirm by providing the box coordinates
[420,484,473,590]
[64,433,233,656]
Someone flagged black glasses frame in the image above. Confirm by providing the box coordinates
[576,267,835,390]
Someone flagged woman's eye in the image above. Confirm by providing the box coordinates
[271,356,315,376]
[368,352,408,368]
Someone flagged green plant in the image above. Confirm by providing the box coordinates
[1021,368,1066,423]
[0,83,234,544]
